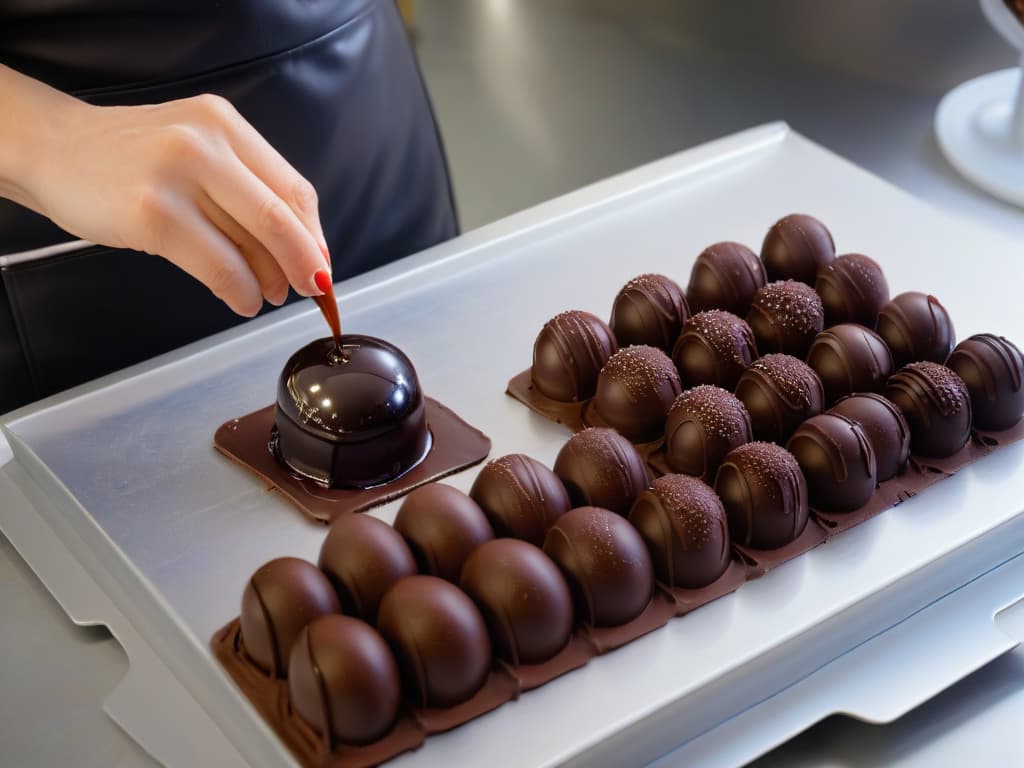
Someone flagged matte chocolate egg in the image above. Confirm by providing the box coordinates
[814,253,889,327]
[876,292,956,368]
[610,273,690,351]
[686,241,767,316]
[532,310,618,402]
[393,483,494,582]
[734,354,825,444]
[543,506,654,627]
[715,442,809,549]
[591,345,682,442]
[806,323,895,405]
[554,427,649,516]
[288,615,401,746]
[829,393,910,482]
[470,454,571,546]
[628,474,731,589]
[746,280,824,357]
[786,413,877,512]
[946,334,1024,431]
[274,335,430,489]
[377,575,491,709]
[240,557,340,678]
[318,514,416,624]
[884,362,972,458]
[460,539,574,665]
[664,385,752,483]
[672,310,758,390]
[760,213,836,285]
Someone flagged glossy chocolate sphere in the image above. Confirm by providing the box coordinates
[673,310,758,390]
[318,514,417,624]
[876,292,956,368]
[663,385,752,483]
[686,241,766,316]
[394,484,494,582]
[554,427,649,516]
[814,253,889,327]
[715,442,809,549]
[377,575,491,708]
[543,506,654,627]
[786,413,877,512]
[628,474,731,589]
[274,335,429,489]
[288,615,401,746]
[591,345,682,442]
[610,273,690,351]
[760,214,835,285]
[946,334,1024,431]
[532,310,618,402]
[734,354,825,444]
[240,557,340,678]
[470,454,571,546]
[829,393,910,482]
[460,539,574,665]
[884,362,972,458]
[806,323,894,406]
[746,280,824,357]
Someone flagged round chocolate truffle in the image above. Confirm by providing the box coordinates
[274,335,429,489]
[460,539,574,665]
[829,393,910,482]
[746,280,824,357]
[734,354,825,444]
[532,310,618,402]
[288,615,401,746]
[876,292,956,368]
[591,345,682,443]
[687,241,767,316]
[814,253,890,327]
[554,427,649,516]
[470,454,571,546]
[806,323,895,405]
[240,557,340,678]
[377,575,491,708]
[393,484,494,583]
[786,414,877,512]
[610,273,691,352]
[946,334,1024,431]
[543,506,654,627]
[714,442,809,550]
[628,474,731,589]
[884,362,972,458]
[760,213,836,285]
[672,310,758,390]
[318,515,416,624]
[664,385,752,483]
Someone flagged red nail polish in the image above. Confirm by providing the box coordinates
[314,268,332,294]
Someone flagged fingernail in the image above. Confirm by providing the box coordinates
[313,268,332,295]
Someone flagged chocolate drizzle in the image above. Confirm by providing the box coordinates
[610,273,690,351]
[532,310,618,402]
[735,354,824,443]
[554,427,649,515]
[786,413,876,512]
[876,292,956,368]
[947,334,1024,430]
[884,362,971,458]
[470,454,571,546]
[686,241,766,316]
[672,310,758,390]
[746,280,824,357]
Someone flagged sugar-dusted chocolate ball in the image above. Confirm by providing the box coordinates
[829,393,910,482]
[460,539,574,665]
[946,334,1024,431]
[628,474,731,589]
[470,454,571,546]
[610,273,690,352]
[543,506,654,627]
[591,345,682,442]
[532,310,618,402]
[787,413,877,512]
[876,292,956,368]
[686,241,766,316]
[806,323,894,406]
[746,280,824,357]
[288,615,401,746]
[554,427,649,516]
[318,514,416,624]
[377,575,491,708]
[240,557,340,678]
[814,253,889,327]
[673,310,758,390]
[884,362,972,458]
[760,213,835,285]
[663,385,752,483]
[394,483,494,583]
[715,442,809,549]
[734,353,825,444]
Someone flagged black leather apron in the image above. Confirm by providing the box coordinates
[0,0,457,411]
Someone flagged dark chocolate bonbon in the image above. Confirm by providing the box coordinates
[787,413,877,512]
[591,345,682,442]
[686,241,766,316]
[746,279,824,357]
[734,353,825,444]
[884,362,972,458]
[673,310,758,390]
[532,310,618,402]
[876,292,956,368]
[806,323,894,406]
[760,213,836,285]
[663,385,752,483]
[554,427,649,516]
[946,334,1024,431]
[470,454,571,546]
[610,273,690,351]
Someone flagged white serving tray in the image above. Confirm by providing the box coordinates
[3,123,1024,768]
